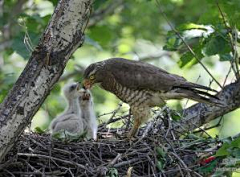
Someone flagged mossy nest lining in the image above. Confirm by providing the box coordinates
[0,112,221,177]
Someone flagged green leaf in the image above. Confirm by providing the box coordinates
[156,161,163,171]
[178,44,203,68]
[85,35,103,50]
[106,168,118,177]
[156,147,166,158]
[11,33,30,59]
[216,137,240,157]
[212,170,231,177]
[34,127,45,134]
[217,0,240,29]
[219,54,233,61]
[48,0,58,6]
[87,25,113,49]
[216,143,231,157]
[203,34,231,56]
[52,130,87,142]
[178,23,209,31]
[163,33,182,51]
[198,159,218,174]
[11,32,40,59]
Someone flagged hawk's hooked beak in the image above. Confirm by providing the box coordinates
[83,79,93,89]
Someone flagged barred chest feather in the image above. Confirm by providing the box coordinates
[101,79,166,107]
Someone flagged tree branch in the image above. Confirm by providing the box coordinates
[0,0,92,162]
[174,79,240,135]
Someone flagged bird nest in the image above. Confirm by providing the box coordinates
[0,109,222,177]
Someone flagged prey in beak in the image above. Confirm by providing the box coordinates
[79,82,91,100]
[83,79,93,89]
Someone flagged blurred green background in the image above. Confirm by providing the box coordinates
[0,0,240,141]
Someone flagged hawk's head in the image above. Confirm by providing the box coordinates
[83,61,106,89]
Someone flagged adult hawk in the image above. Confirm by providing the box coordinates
[83,58,221,138]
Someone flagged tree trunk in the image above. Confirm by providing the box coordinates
[0,0,92,162]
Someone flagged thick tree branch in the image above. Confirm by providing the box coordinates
[174,79,240,135]
[0,0,92,162]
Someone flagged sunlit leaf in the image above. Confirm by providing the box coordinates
[34,127,45,134]
[178,44,203,68]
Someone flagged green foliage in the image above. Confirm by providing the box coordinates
[198,159,218,175]
[1,1,240,175]
[106,168,118,177]
[156,147,167,171]
[216,137,240,157]
[1,1,240,168]
[0,73,15,102]
[52,130,87,142]
[163,23,234,68]
[34,126,45,134]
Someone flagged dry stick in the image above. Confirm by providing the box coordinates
[216,2,240,79]
[157,3,223,89]
[114,158,140,168]
[193,116,224,134]
[17,153,92,174]
[177,164,185,177]
[107,153,122,167]
[106,102,123,124]
[169,152,192,177]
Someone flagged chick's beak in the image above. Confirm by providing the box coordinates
[83,79,92,89]
[76,82,80,90]
[82,92,90,100]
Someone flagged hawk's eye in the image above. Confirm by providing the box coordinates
[89,75,95,80]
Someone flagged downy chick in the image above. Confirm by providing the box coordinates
[49,82,84,136]
[79,88,98,140]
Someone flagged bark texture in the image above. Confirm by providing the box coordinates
[0,0,92,162]
[174,79,240,135]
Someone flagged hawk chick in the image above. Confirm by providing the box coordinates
[79,88,98,140]
[49,82,84,136]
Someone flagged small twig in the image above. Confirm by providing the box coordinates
[223,65,232,87]
[157,2,223,89]
[216,2,239,79]
[114,158,140,168]
[169,152,192,177]
[126,167,133,177]
[141,121,154,138]
[108,153,122,167]
[107,102,123,124]
[193,116,223,134]
[17,153,93,174]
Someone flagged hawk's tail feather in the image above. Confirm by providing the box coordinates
[172,87,224,107]
[178,83,218,92]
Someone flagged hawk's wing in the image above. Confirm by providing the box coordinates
[105,58,186,91]
[105,58,213,92]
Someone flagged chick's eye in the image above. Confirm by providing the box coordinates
[69,85,76,91]
[89,75,95,80]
